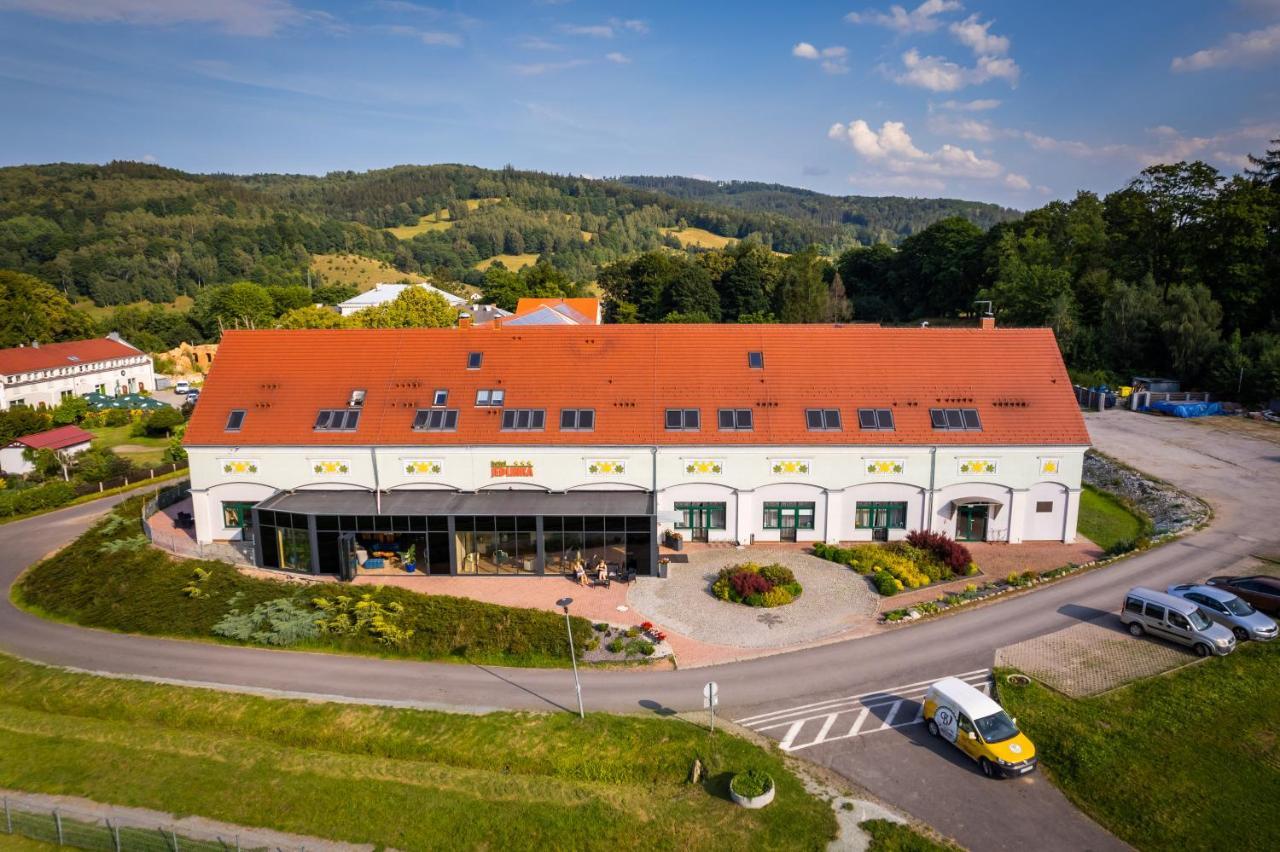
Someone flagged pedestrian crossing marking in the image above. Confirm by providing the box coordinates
[738,669,993,752]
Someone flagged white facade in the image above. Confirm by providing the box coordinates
[0,352,155,411]
[0,438,92,475]
[336,282,467,316]
[187,442,1086,547]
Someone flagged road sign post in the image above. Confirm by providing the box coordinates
[703,681,719,732]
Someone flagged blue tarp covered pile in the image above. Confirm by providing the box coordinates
[1150,400,1223,418]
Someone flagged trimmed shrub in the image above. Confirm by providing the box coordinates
[730,769,773,799]
[760,586,794,607]
[759,564,796,586]
[712,562,802,607]
[0,480,77,518]
[731,570,771,599]
[872,571,899,596]
[906,530,973,572]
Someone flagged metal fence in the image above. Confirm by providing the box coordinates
[1,793,309,851]
[140,480,254,566]
[75,461,190,497]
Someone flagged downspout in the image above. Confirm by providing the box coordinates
[926,446,937,532]
[371,446,382,514]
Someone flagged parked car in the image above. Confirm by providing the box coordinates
[1167,583,1278,642]
[923,677,1036,778]
[173,380,190,395]
[1206,575,1280,615]
[1120,587,1236,656]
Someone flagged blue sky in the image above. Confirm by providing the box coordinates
[1,0,1277,207]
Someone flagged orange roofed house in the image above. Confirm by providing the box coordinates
[183,322,1090,578]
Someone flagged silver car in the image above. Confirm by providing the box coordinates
[1167,584,1279,642]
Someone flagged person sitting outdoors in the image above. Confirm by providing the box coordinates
[573,560,588,587]
[595,558,609,588]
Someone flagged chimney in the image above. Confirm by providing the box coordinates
[31,340,39,348]
[458,313,472,329]
[492,316,504,330]
[980,314,996,330]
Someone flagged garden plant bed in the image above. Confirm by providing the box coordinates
[711,562,803,607]
[813,532,977,597]
[582,621,673,663]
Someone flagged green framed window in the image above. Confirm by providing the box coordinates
[854,501,907,529]
[763,502,816,529]
[222,501,255,529]
[673,502,726,530]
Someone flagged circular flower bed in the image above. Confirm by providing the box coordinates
[711,562,803,607]
[729,769,775,808]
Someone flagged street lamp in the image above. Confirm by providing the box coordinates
[556,597,585,719]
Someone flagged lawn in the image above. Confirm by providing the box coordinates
[310,252,411,292]
[1076,483,1147,550]
[996,642,1280,852]
[72,295,193,321]
[0,654,836,851]
[17,496,597,668]
[661,226,736,250]
[474,252,541,272]
[860,820,959,852]
[88,424,170,467]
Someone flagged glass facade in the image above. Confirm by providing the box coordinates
[762,502,816,529]
[854,501,908,529]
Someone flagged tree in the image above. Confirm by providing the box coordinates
[825,270,851,322]
[480,263,524,312]
[836,244,895,321]
[773,247,830,323]
[51,396,89,426]
[717,242,778,321]
[893,217,984,318]
[193,282,275,333]
[311,283,358,306]
[1160,283,1223,384]
[142,406,185,436]
[72,447,132,483]
[265,285,314,316]
[276,305,352,329]
[0,406,52,446]
[0,270,95,348]
[1245,137,1280,190]
[352,287,457,328]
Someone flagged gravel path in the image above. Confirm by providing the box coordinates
[627,548,880,648]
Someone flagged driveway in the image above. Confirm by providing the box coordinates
[3,411,1279,850]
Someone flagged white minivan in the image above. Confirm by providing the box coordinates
[173,380,190,395]
[1120,586,1236,657]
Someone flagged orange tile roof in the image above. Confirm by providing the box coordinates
[513,297,601,323]
[184,325,1089,448]
[0,338,140,374]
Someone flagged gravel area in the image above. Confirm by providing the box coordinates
[626,548,880,648]
[1083,449,1208,536]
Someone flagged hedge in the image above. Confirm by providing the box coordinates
[0,480,77,518]
[18,497,594,668]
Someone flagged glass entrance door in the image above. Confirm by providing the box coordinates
[675,502,725,542]
[337,532,358,580]
[956,504,989,542]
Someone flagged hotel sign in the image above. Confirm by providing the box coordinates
[491,459,534,477]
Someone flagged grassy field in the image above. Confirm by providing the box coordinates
[310,252,412,292]
[385,198,502,240]
[73,295,193,320]
[0,654,836,850]
[661,226,737,250]
[997,642,1280,851]
[474,252,541,272]
[88,424,170,467]
[1077,483,1148,550]
[860,820,959,852]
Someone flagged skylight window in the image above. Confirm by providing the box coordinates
[412,409,458,431]
[314,409,361,431]
[560,408,595,431]
[225,409,245,431]
[747,351,764,369]
[467,352,483,369]
[930,407,982,431]
[857,408,895,431]
[805,408,842,431]
[475,388,505,407]
[500,408,546,430]
[665,408,700,431]
[718,408,754,431]
[432,389,448,406]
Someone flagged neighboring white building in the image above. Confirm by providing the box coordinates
[0,334,155,412]
[182,323,1090,578]
[336,282,468,316]
[0,424,95,475]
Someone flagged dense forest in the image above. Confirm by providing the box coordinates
[616,175,1019,247]
[1,146,1278,403]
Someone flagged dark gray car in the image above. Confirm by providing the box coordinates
[1167,584,1278,642]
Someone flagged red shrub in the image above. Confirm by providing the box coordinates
[730,570,773,598]
[906,530,972,572]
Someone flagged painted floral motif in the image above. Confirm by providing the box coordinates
[1039,458,1060,476]
[770,459,811,475]
[586,460,627,475]
[865,459,906,475]
[684,459,723,475]
[958,459,998,475]
[403,460,443,475]
[491,460,534,477]
[312,460,351,475]
[220,459,259,475]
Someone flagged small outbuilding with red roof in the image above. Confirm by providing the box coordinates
[1,425,95,475]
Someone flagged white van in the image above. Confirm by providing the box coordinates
[1120,587,1236,657]
[173,380,190,395]
[923,677,1036,778]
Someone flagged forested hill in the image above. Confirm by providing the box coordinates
[0,161,1017,307]
[615,175,1020,243]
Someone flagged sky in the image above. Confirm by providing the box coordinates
[0,0,1278,208]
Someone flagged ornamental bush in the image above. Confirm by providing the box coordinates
[731,570,772,599]
[906,530,973,573]
[730,769,773,799]
[712,562,803,607]
[872,571,899,596]
[759,564,797,586]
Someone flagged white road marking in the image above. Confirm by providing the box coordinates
[739,669,993,752]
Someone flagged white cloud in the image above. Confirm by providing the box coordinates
[0,0,302,36]
[517,36,561,50]
[513,58,590,76]
[1017,121,1280,171]
[893,47,1019,90]
[846,0,962,33]
[794,42,850,73]
[1171,23,1280,71]
[949,14,1009,56]
[605,51,630,64]
[620,19,648,35]
[141,153,158,163]
[1003,172,1031,190]
[559,18,648,39]
[928,114,995,141]
[828,118,1007,182]
[419,30,462,47]
[938,98,1001,111]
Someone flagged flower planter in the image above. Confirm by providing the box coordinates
[729,773,775,809]
[404,563,416,573]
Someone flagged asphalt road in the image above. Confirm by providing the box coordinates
[2,412,1277,851]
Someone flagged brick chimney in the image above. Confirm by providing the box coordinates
[458,313,472,329]
[492,316,504,330]
[980,314,996,330]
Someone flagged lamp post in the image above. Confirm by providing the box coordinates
[557,597,585,719]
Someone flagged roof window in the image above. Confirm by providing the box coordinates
[929,407,982,431]
[560,408,595,431]
[665,408,700,431]
[475,388,505,407]
[432,389,448,406]
[412,409,458,431]
[718,408,754,431]
[857,408,895,431]
[748,351,764,369]
[467,352,483,369]
[501,408,545,431]
[225,410,245,431]
[805,409,842,431]
[314,409,361,431]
